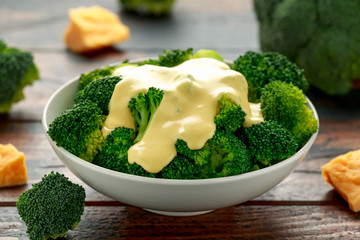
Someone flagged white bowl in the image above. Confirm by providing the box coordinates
[42,64,319,216]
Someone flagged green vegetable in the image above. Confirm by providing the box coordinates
[75,75,122,115]
[214,94,246,133]
[78,65,119,91]
[137,48,224,67]
[16,172,85,240]
[119,0,175,16]
[260,81,318,148]
[240,121,298,167]
[0,39,40,113]
[254,0,360,96]
[94,127,156,177]
[231,51,308,102]
[128,87,164,144]
[48,100,105,162]
[175,130,253,179]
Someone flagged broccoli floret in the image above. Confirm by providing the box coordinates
[175,130,253,179]
[94,127,156,177]
[138,48,194,67]
[231,51,309,102]
[260,81,318,148]
[254,0,360,96]
[241,121,298,167]
[214,94,246,133]
[128,87,164,144]
[48,100,105,162]
[16,172,85,240]
[75,75,122,115]
[78,65,119,91]
[0,39,40,113]
[119,0,175,16]
[160,154,200,179]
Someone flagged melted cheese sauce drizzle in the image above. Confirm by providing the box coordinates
[103,58,263,173]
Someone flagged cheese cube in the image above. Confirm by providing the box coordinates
[64,6,130,53]
[0,144,28,188]
[322,149,360,212]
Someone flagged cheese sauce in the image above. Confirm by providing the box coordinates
[103,58,263,173]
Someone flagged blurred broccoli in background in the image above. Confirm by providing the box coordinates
[119,0,176,16]
[17,172,85,240]
[0,39,40,113]
[254,0,360,97]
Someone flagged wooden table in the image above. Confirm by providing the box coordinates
[1,0,360,239]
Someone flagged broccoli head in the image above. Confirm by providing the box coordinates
[160,154,200,179]
[175,130,253,179]
[214,94,246,133]
[139,48,194,67]
[78,65,119,91]
[128,87,164,144]
[16,172,85,240]
[0,39,40,113]
[47,100,105,162]
[241,121,298,167]
[254,0,360,96]
[75,75,122,115]
[260,81,318,148]
[231,51,308,102]
[94,127,156,177]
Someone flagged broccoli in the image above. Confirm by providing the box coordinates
[159,154,200,179]
[16,172,85,240]
[214,94,246,133]
[231,51,309,102]
[119,0,175,16]
[254,0,360,96]
[137,48,224,67]
[241,121,298,167]
[260,81,318,148]
[94,127,156,177]
[138,48,194,67]
[0,39,40,113]
[75,75,122,115]
[78,65,119,91]
[48,100,105,162]
[175,130,253,179]
[128,87,164,144]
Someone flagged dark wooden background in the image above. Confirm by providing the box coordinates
[1,0,360,239]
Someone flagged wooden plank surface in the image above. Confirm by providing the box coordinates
[1,0,360,239]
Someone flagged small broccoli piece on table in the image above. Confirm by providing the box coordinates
[214,94,246,133]
[175,130,253,179]
[242,121,298,167]
[0,39,40,113]
[16,172,85,240]
[47,100,105,162]
[94,127,156,177]
[119,0,175,16]
[128,87,164,144]
[78,65,119,91]
[75,75,122,115]
[231,51,308,102]
[260,81,318,148]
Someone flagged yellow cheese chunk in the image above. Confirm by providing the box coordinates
[322,149,360,212]
[64,6,130,53]
[0,144,28,188]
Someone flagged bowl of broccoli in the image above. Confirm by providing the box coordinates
[42,48,319,216]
